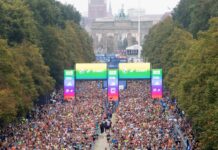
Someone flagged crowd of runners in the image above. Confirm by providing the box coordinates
[0,81,107,149]
[110,81,178,149]
[0,80,198,149]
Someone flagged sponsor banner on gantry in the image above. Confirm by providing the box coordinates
[151,69,163,99]
[64,70,75,101]
[119,63,151,79]
[108,70,119,101]
[76,63,107,80]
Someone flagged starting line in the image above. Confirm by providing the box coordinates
[64,63,163,101]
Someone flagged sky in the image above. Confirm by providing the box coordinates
[57,0,180,16]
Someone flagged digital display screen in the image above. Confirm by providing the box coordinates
[152,69,162,78]
[151,78,162,86]
[151,85,163,98]
[103,80,127,89]
[119,63,151,79]
[64,70,75,101]
[108,70,119,101]
[76,63,107,80]
[151,69,163,99]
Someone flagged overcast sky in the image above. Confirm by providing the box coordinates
[57,0,180,16]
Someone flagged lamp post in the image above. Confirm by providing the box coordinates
[138,0,141,61]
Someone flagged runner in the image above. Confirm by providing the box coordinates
[110,80,196,149]
[1,80,197,149]
[1,81,106,149]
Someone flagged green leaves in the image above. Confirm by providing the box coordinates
[0,39,55,126]
[0,0,94,126]
[0,0,38,44]
[143,15,218,148]
[40,22,94,85]
[173,0,218,37]
[26,0,81,27]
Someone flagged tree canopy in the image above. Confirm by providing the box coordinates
[0,0,94,126]
[173,0,218,37]
[143,14,218,150]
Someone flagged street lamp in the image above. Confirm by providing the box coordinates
[138,0,141,61]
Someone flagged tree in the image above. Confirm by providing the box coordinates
[0,0,94,127]
[0,0,38,44]
[142,16,218,149]
[40,22,94,86]
[0,39,55,125]
[173,0,218,37]
[26,0,81,27]
[176,18,218,149]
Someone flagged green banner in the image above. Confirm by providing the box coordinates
[76,63,107,80]
[152,69,162,78]
[119,63,151,79]
[64,70,74,77]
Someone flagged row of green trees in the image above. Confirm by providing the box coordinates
[142,0,218,149]
[0,0,95,126]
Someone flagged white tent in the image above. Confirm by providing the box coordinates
[126,44,142,51]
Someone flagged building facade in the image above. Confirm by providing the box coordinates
[91,11,161,54]
[83,0,113,32]
[88,0,112,21]
[87,2,162,54]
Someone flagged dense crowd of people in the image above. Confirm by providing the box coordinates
[170,102,199,149]
[0,81,106,149]
[0,80,197,149]
[109,81,193,149]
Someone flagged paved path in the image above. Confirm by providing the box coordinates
[94,114,117,150]
[94,132,110,150]
[111,113,117,125]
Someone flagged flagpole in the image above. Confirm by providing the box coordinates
[138,0,141,61]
